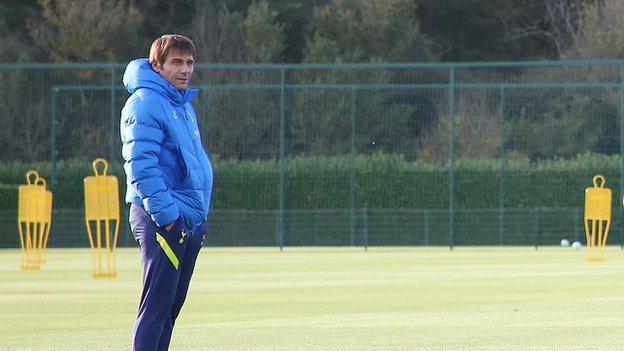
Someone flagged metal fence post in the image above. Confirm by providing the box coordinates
[448,66,456,250]
[574,207,581,242]
[362,207,369,251]
[277,67,286,250]
[349,86,357,246]
[50,87,59,192]
[533,207,540,250]
[424,210,430,246]
[499,87,507,245]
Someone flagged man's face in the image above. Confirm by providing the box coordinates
[152,49,194,90]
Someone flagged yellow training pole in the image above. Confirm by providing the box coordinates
[96,218,102,276]
[105,219,112,275]
[17,170,51,270]
[34,177,51,264]
[85,218,97,275]
[41,184,53,262]
[583,174,612,261]
[17,221,25,267]
[24,222,35,269]
[84,158,120,278]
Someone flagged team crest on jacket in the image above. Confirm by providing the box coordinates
[185,108,194,122]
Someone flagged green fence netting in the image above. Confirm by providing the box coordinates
[0,60,623,248]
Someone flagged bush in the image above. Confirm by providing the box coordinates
[0,152,618,211]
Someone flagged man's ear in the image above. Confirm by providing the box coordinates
[151,61,160,73]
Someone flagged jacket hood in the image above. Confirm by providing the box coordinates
[122,58,198,106]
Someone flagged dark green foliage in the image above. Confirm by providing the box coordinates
[0,0,610,65]
[0,153,619,211]
[415,0,557,61]
[506,89,620,161]
[0,0,37,62]
[304,0,435,63]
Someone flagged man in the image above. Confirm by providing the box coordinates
[120,34,213,351]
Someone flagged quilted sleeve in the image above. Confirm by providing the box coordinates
[120,97,179,226]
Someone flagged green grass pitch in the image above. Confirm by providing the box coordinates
[1,246,624,350]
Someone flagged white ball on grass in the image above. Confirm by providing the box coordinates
[572,241,582,250]
[560,239,570,247]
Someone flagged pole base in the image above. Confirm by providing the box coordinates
[92,272,117,278]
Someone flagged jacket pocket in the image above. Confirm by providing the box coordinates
[178,146,202,190]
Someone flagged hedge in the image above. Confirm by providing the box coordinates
[0,152,619,211]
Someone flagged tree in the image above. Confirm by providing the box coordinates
[267,0,329,63]
[304,0,434,63]
[0,26,30,63]
[561,0,624,59]
[417,91,501,163]
[0,0,37,62]
[525,0,587,57]
[507,0,624,60]
[189,1,286,160]
[415,0,557,61]
[243,1,285,62]
[290,0,438,159]
[28,0,143,62]
[0,70,50,161]
[132,0,197,46]
[190,0,285,63]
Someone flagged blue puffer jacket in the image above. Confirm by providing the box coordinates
[120,58,213,231]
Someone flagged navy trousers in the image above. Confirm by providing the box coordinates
[129,204,204,351]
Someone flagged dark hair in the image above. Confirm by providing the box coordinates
[149,34,196,66]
